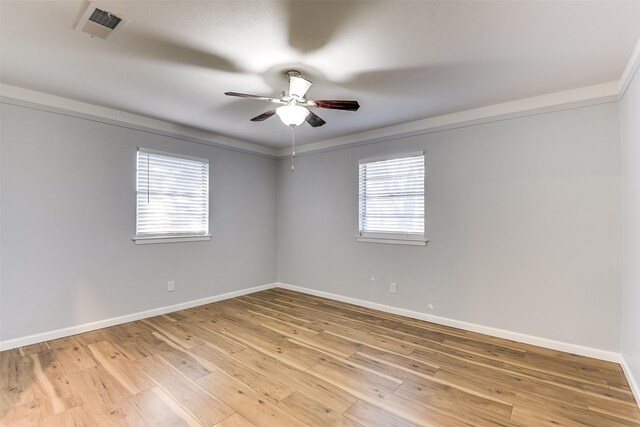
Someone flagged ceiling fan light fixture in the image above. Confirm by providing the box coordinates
[276,103,309,127]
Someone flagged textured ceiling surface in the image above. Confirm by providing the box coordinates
[1,0,639,148]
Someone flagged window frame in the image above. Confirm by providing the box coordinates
[133,147,211,245]
[357,151,427,246]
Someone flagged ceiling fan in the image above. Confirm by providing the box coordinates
[224,70,360,128]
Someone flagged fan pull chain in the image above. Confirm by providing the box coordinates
[290,125,296,172]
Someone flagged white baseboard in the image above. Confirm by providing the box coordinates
[621,356,640,406]
[0,283,278,352]
[2,281,631,381]
[275,282,622,363]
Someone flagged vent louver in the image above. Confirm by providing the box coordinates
[88,8,122,30]
[75,2,128,40]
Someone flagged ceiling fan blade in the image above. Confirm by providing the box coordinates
[225,92,282,103]
[250,110,277,122]
[125,29,243,74]
[313,100,360,111]
[305,110,326,127]
[289,75,312,99]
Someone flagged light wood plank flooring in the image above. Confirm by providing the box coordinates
[1,288,639,426]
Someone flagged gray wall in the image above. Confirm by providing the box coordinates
[0,96,627,356]
[278,103,622,351]
[621,65,640,387]
[0,102,278,341]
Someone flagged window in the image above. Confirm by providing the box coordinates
[358,152,426,245]
[135,148,210,244]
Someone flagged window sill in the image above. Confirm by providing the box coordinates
[356,236,428,246]
[133,235,212,245]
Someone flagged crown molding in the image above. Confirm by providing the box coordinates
[276,81,619,157]
[0,84,278,158]
[278,33,640,158]
[618,35,640,100]
[4,28,639,160]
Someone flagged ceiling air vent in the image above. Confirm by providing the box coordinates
[75,3,128,40]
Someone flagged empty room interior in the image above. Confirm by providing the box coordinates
[2,0,640,426]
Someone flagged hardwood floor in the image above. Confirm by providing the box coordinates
[1,287,639,426]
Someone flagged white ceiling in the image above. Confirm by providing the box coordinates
[1,0,639,149]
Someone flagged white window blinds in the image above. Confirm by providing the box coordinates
[359,153,425,238]
[136,148,209,238]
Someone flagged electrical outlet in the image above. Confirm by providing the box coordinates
[390,282,397,293]
[168,281,175,292]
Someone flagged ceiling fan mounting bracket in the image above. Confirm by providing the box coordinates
[284,70,302,79]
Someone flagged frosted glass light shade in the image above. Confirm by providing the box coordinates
[276,104,309,127]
